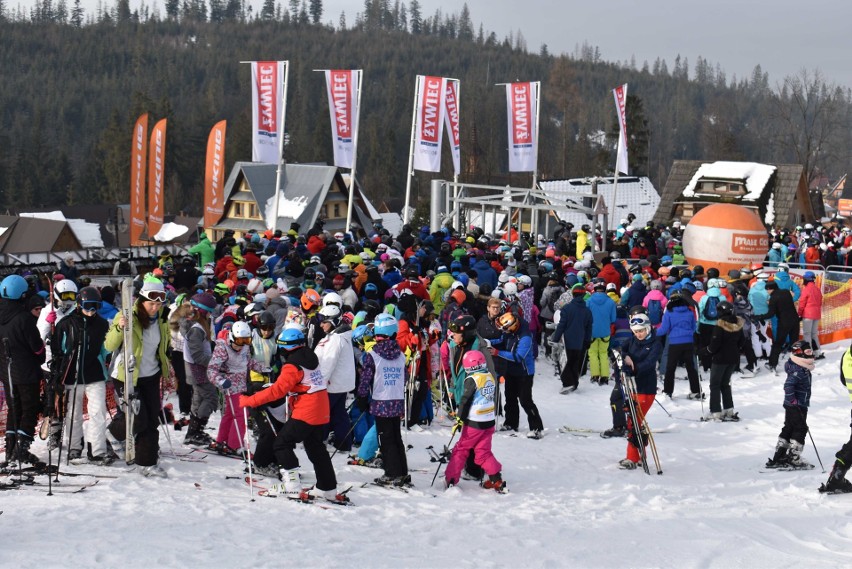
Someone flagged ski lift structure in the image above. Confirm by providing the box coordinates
[429,179,609,253]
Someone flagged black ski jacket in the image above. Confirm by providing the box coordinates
[0,298,45,386]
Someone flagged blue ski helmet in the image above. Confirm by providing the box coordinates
[373,313,398,338]
[0,275,28,300]
[277,326,306,351]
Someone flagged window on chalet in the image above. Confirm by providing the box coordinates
[698,180,746,196]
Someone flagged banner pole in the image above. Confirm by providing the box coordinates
[345,70,363,235]
[403,75,420,226]
[270,61,290,232]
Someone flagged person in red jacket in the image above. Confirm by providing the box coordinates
[241,245,263,275]
[307,233,327,255]
[598,257,622,289]
[240,326,347,503]
[798,271,824,359]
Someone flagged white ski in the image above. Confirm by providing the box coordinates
[121,278,136,465]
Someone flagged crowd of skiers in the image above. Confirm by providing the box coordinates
[1,214,851,498]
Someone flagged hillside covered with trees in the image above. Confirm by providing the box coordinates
[1,0,850,217]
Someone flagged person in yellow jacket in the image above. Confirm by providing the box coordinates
[104,275,171,477]
[820,345,852,493]
[576,224,590,259]
[429,265,455,315]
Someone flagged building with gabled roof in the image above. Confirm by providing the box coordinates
[653,160,816,229]
[207,163,380,240]
[0,215,83,255]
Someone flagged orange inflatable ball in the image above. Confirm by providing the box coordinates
[682,204,769,275]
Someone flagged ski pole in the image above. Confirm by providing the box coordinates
[330,409,365,461]
[798,406,825,473]
[430,424,460,487]
[224,391,247,468]
[66,324,85,466]
[243,406,255,502]
[158,407,176,457]
[654,398,673,418]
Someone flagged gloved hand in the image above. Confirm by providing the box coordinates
[490,347,499,357]
[46,310,57,325]
[238,394,252,408]
[355,396,370,412]
[452,415,464,434]
[219,378,232,390]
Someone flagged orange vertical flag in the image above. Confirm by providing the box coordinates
[204,120,227,228]
[129,113,148,246]
[147,118,167,239]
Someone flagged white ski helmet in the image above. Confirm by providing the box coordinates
[54,279,78,308]
[322,291,343,308]
[229,321,252,344]
[503,282,518,297]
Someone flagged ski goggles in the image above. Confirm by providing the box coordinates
[448,321,466,334]
[231,336,252,347]
[140,290,167,303]
[80,300,102,312]
[57,291,77,302]
[629,317,650,327]
[259,324,276,333]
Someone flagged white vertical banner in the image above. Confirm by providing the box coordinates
[613,83,629,174]
[251,61,287,164]
[324,69,361,168]
[505,81,539,173]
[412,75,447,173]
[443,79,461,176]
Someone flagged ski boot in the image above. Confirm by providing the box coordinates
[787,441,812,469]
[721,408,740,422]
[601,426,627,438]
[162,403,176,427]
[765,438,790,468]
[821,461,852,493]
[481,472,507,493]
[265,468,303,497]
[139,464,168,478]
[14,435,41,466]
[687,392,705,401]
[308,486,351,504]
[618,458,642,470]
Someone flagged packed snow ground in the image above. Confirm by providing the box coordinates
[3,343,852,569]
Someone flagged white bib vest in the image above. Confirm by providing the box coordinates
[369,351,405,401]
[467,371,496,422]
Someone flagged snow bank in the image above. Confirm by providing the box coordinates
[3,345,852,568]
[264,191,309,229]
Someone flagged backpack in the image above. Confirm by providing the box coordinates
[702,295,719,320]
[647,299,663,326]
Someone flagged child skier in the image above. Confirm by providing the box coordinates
[766,340,814,469]
[820,342,852,493]
[617,312,661,469]
[208,320,267,455]
[444,350,505,492]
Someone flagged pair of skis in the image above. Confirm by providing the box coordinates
[121,278,138,466]
[612,351,662,475]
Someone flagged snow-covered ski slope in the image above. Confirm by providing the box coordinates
[3,343,852,568]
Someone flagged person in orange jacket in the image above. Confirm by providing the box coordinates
[240,326,346,503]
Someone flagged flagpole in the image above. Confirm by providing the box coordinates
[532,81,541,237]
[453,79,461,231]
[345,70,363,235]
[403,75,421,226]
[269,61,289,232]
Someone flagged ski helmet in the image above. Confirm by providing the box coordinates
[373,313,399,338]
[78,286,102,312]
[496,312,520,333]
[319,303,341,324]
[0,275,28,300]
[791,340,815,359]
[277,326,306,350]
[229,321,252,346]
[462,350,488,373]
[629,313,651,332]
[716,301,734,319]
[322,291,343,308]
[301,289,321,312]
[54,279,78,305]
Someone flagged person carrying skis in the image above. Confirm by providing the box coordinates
[240,326,346,503]
[767,341,814,469]
[444,350,505,492]
[104,275,172,478]
[51,286,112,464]
[820,342,852,493]
[617,312,661,469]
[354,313,410,487]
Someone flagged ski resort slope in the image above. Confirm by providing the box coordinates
[3,343,852,568]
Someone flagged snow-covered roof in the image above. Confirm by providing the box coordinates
[539,177,660,228]
[19,210,103,248]
[67,219,104,248]
[683,161,776,201]
[153,222,190,242]
[378,213,403,237]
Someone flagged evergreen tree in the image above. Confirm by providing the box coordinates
[309,0,322,24]
[261,0,275,20]
[166,0,179,19]
[409,0,421,33]
[70,0,83,26]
